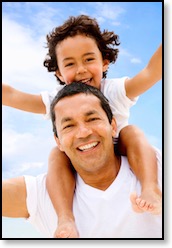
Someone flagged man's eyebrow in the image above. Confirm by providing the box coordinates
[61,110,99,124]
[85,110,99,116]
[61,117,73,124]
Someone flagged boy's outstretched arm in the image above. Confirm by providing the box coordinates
[125,44,162,99]
[46,146,79,238]
[2,83,45,114]
[117,125,162,214]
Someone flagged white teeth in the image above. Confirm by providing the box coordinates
[80,79,90,83]
[78,142,98,151]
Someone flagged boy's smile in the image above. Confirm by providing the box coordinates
[55,34,109,89]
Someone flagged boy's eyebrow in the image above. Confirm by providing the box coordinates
[60,110,99,124]
[83,52,96,56]
[62,52,96,62]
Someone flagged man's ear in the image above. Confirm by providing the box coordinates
[54,135,64,152]
[111,117,117,138]
[55,70,65,83]
[103,59,110,72]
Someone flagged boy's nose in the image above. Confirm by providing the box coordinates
[76,65,87,74]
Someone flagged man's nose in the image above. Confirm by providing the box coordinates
[75,124,92,139]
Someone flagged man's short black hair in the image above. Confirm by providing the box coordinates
[50,82,113,137]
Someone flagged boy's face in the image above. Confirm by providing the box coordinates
[55,34,109,90]
[54,93,116,175]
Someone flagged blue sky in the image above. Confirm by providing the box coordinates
[2,2,163,239]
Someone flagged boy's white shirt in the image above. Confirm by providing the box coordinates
[40,77,138,137]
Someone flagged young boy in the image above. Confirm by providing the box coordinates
[2,15,162,238]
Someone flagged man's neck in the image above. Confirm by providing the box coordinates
[79,155,121,191]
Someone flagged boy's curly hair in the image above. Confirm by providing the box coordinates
[43,14,120,85]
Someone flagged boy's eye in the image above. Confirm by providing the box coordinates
[65,62,74,67]
[86,57,94,62]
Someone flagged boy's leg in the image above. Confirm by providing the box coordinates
[46,146,79,238]
[117,125,162,214]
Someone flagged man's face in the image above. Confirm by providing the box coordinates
[54,93,116,176]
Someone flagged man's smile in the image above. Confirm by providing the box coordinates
[77,141,99,152]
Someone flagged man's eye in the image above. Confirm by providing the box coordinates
[88,117,99,122]
[63,124,74,129]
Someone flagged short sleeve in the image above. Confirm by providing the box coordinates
[24,175,38,221]
[40,85,64,120]
[101,77,139,135]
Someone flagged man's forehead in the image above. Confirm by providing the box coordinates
[56,93,100,108]
[54,93,102,117]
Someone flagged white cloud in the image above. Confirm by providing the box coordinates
[21,161,44,170]
[94,2,125,20]
[130,58,142,64]
[2,17,40,70]
[2,15,56,92]
[2,10,57,179]
[118,48,142,65]
[111,21,121,27]
[147,134,162,150]
[2,123,56,178]
[119,47,131,57]
[87,2,125,26]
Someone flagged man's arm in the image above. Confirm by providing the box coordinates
[2,84,46,114]
[125,44,162,99]
[2,176,29,218]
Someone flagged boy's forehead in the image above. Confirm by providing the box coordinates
[55,34,98,54]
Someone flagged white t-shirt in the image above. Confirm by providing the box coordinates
[25,147,162,238]
[41,77,138,137]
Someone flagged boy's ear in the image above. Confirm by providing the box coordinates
[103,59,110,72]
[111,117,117,138]
[54,135,64,152]
[55,69,65,83]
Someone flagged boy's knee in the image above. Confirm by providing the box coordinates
[119,125,145,140]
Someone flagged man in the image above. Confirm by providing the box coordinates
[2,83,162,239]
